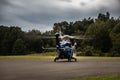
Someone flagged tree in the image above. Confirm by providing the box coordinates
[0,26,24,55]
[105,17,117,32]
[86,21,112,54]
[12,39,27,55]
[97,12,110,21]
[112,22,120,34]
[73,18,94,35]
[110,22,120,56]
[53,21,69,34]
[32,38,43,53]
[23,30,43,53]
[110,34,120,56]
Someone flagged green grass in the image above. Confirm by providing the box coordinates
[71,74,120,80]
[77,56,120,60]
[0,55,120,60]
[0,52,120,60]
[0,55,55,60]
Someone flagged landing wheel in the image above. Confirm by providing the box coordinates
[72,57,77,62]
[75,58,77,62]
[54,57,58,62]
[68,58,71,62]
[68,57,71,62]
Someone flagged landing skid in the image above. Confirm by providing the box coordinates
[54,57,77,62]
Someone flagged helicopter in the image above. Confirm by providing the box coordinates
[42,31,89,62]
[54,32,77,62]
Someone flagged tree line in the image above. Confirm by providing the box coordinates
[0,12,120,56]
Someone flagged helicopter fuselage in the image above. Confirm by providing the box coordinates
[54,33,77,62]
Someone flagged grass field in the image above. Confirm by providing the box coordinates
[71,74,120,80]
[0,53,120,60]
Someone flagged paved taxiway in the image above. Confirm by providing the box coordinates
[0,60,120,80]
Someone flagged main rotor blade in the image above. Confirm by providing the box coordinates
[69,35,91,39]
[41,36,55,39]
[42,47,56,49]
[40,35,91,39]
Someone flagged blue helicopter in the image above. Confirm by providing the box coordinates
[54,32,77,62]
[42,31,89,62]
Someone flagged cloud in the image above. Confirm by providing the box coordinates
[80,2,86,6]
[0,0,9,8]
[0,0,9,21]
[0,0,120,32]
[60,0,72,3]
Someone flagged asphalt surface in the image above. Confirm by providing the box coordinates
[0,60,120,80]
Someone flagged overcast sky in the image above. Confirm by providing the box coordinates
[0,0,120,32]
